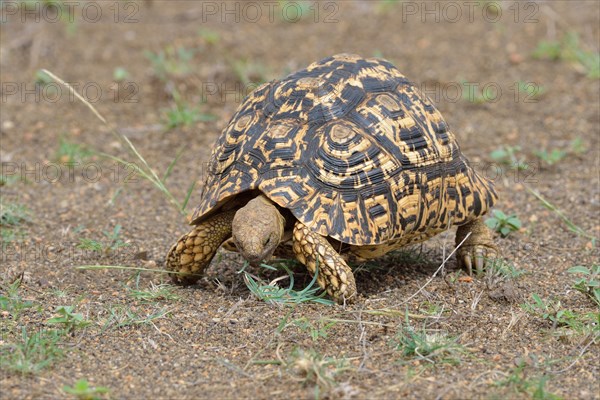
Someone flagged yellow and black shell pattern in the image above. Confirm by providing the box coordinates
[191,54,497,246]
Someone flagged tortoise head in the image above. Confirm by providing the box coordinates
[232,195,285,265]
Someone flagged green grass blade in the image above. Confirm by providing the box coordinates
[163,146,187,182]
[96,151,185,214]
[525,186,597,244]
[41,69,187,216]
[181,180,196,212]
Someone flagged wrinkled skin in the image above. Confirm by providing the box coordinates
[231,196,285,264]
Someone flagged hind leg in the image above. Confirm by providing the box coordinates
[455,218,499,275]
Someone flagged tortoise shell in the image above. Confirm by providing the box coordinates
[191,54,496,246]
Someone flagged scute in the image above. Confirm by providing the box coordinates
[191,54,497,246]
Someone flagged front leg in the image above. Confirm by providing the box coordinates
[166,210,236,285]
[455,218,499,275]
[292,222,357,304]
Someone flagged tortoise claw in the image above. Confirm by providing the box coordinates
[456,219,500,276]
[463,255,473,275]
[458,244,498,276]
[475,249,484,275]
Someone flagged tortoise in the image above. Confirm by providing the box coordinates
[166,53,498,304]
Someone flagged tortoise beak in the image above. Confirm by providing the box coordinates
[233,236,275,266]
[246,255,266,266]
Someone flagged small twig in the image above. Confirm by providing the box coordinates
[501,311,523,339]
[470,290,484,311]
[396,232,471,307]
[217,358,254,379]
[206,298,247,335]
[550,337,597,374]
[357,306,369,371]
[348,308,437,320]
[319,318,398,328]
[150,320,176,343]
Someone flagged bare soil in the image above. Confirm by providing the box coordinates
[1,1,599,399]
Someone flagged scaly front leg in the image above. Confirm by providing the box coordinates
[292,222,357,304]
[166,211,236,285]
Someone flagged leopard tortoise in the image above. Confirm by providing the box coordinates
[166,53,498,304]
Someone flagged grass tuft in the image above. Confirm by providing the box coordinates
[76,224,130,254]
[283,347,351,395]
[533,31,600,79]
[55,135,93,163]
[242,261,334,305]
[128,282,181,303]
[484,257,526,280]
[145,46,195,81]
[162,93,216,129]
[522,293,599,342]
[46,305,91,333]
[101,304,170,330]
[395,325,464,365]
[63,379,110,400]
[283,317,338,342]
[0,328,64,374]
[494,361,562,400]
[1,201,31,247]
[0,279,35,321]
[485,210,522,237]
[567,265,600,307]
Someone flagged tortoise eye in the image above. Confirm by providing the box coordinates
[263,236,271,247]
